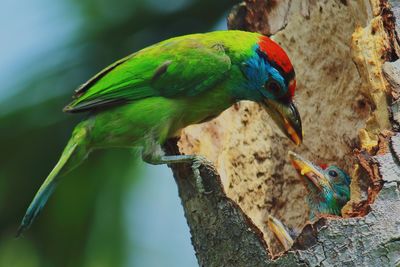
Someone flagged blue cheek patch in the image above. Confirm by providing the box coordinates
[242,55,268,90]
[242,45,288,100]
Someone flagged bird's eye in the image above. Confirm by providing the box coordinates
[264,80,283,98]
[328,170,338,177]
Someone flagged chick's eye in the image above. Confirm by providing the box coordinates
[328,170,338,177]
[264,80,282,98]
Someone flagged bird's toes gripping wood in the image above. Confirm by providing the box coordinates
[190,155,213,194]
[141,147,212,194]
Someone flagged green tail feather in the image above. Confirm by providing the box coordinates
[17,124,89,236]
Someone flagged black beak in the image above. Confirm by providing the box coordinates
[262,99,303,145]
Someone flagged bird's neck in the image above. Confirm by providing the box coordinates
[308,196,341,217]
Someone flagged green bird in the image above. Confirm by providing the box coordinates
[268,153,351,252]
[18,30,303,235]
[289,151,351,219]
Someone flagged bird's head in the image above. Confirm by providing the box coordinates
[240,36,302,145]
[267,215,297,251]
[288,151,351,216]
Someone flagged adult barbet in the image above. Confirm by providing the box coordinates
[18,30,303,235]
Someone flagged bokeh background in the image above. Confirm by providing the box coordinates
[0,0,235,266]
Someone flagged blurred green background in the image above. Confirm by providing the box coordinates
[0,0,235,266]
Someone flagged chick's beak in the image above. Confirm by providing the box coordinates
[262,99,303,145]
[267,215,294,251]
[288,151,332,192]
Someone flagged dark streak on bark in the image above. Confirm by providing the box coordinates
[227,0,291,36]
[381,0,400,61]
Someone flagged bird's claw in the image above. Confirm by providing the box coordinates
[191,156,212,194]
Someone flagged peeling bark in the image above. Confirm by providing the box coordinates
[166,0,400,266]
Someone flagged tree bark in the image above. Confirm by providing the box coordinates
[165,0,400,266]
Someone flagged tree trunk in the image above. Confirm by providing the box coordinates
[165,0,400,266]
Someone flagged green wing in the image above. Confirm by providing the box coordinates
[64,36,232,113]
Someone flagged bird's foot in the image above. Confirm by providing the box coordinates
[142,150,212,194]
[190,155,212,194]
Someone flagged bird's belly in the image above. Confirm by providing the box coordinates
[168,97,232,137]
[87,96,230,149]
